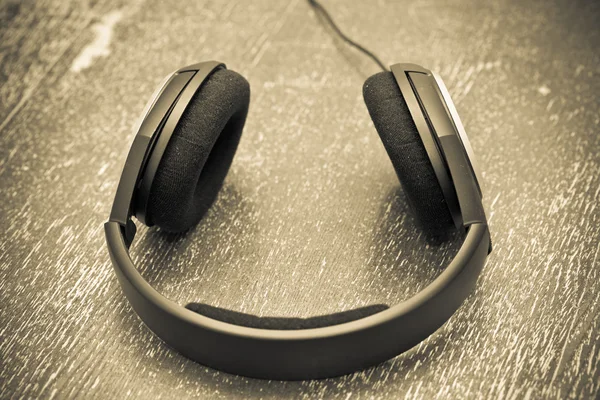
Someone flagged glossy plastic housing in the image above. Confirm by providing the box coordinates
[105,61,491,380]
[109,61,224,229]
[390,63,485,228]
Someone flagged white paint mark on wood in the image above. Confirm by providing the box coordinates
[538,85,551,96]
[71,10,123,73]
[97,163,109,176]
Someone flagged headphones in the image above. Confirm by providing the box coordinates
[105,60,492,379]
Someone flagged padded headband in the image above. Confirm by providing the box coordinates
[185,303,389,330]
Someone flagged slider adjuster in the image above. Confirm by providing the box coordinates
[122,219,137,249]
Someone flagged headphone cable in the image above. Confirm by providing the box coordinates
[307,0,388,72]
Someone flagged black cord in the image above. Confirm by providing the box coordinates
[307,0,388,72]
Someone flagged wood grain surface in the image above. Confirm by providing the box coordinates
[1,0,599,398]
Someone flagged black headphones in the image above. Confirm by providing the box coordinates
[105,59,492,379]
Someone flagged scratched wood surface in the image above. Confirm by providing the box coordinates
[1,0,599,398]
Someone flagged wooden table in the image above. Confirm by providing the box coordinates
[1,0,598,398]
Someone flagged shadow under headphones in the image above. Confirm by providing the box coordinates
[105,4,492,381]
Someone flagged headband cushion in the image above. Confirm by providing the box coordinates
[185,302,389,330]
[363,71,453,233]
[147,68,250,232]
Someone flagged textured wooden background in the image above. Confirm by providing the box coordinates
[1,0,599,398]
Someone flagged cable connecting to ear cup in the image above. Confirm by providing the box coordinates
[307,0,388,72]
[308,0,458,233]
[105,4,491,381]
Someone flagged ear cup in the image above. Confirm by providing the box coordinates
[147,69,250,232]
[363,71,454,233]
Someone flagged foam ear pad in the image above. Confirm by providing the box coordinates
[363,72,454,233]
[147,69,250,232]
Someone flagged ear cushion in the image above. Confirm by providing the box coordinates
[147,69,250,232]
[363,71,454,233]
